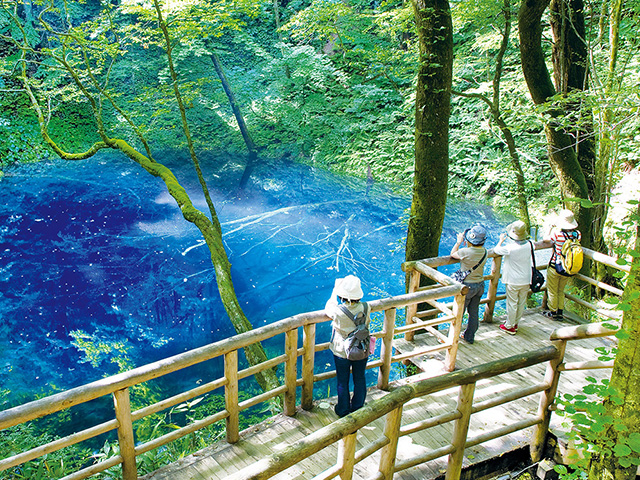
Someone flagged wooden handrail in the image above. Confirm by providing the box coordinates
[550,322,619,341]
[403,242,626,326]
[225,319,619,480]
[0,286,466,431]
[227,346,561,480]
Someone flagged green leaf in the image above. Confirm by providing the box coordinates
[615,330,630,340]
[554,465,568,474]
[619,457,633,468]
[611,395,625,406]
[628,433,640,453]
[613,423,629,432]
[614,443,632,457]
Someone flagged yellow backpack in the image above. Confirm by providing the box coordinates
[558,232,583,276]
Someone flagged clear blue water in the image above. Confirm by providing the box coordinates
[0,152,509,409]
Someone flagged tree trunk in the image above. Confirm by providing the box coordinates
[549,0,599,246]
[452,0,530,231]
[405,0,453,272]
[591,0,624,291]
[587,205,640,480]
[210,53,258,190]
[155,1,278,393]
[518,0,593,249]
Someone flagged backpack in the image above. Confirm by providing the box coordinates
[556,232,583,276]
[338,302,370,361]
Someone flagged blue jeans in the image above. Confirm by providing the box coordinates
[333,354,367,417]
[461,281,485,343]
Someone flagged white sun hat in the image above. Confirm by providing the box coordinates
[335,275,363,301]
[557,209,578,230]
[507,220,528,241]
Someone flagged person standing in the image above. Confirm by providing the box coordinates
[494,220,532,335]
[325,275,370,417]
[543,209,581,321]
[450,225,488,344]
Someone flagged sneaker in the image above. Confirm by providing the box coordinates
[499,324,517,335]
[542,310,557,318]
[459,333,473,344]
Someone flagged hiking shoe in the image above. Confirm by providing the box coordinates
[499,324,517,335]
[542,310,557,318]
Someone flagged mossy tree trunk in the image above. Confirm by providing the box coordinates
[8,4,280,394]
[588,205,640,480]
[591,0,625,291]
[405,0,453,278]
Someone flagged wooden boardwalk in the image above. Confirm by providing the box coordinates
[141,309,615,480]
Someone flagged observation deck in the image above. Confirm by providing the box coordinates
[141,309,614,480]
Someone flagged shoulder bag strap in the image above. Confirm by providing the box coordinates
[469,249,487,272]
[529,241,537,268]
[339,303,366,326]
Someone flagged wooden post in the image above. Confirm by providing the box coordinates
[337,433,357,480]
[377,308,397,390]
[446,383,476,480]
[378,406,403,479]
[446,293,466,372]
[301,323,316,410]
[405,270,421,342]
[112,388,137,480]
[530,340,566,462]
[284,329,298,416]
[482,255,502,323]
[225,350,240,443]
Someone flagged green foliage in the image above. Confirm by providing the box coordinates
[0,117,51,168]
[556,377,640,475]
[0,0,639,474]
[0,423,92,480]
[70,330,133,372]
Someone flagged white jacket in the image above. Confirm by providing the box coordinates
[494,240,532,286]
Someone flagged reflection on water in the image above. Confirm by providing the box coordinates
[0,152,508,407]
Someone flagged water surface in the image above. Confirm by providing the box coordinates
[0,153,508,407]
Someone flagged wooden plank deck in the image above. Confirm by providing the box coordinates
[141,309,615,480]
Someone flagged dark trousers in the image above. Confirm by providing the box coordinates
[333,354,367,417]
[461,281,485,343]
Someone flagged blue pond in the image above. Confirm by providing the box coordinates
[0,152,509,408]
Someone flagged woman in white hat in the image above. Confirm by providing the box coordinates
[494,220,532,335]
[543,209,581,320]
[325,275,371,417]
[450,224,488,344]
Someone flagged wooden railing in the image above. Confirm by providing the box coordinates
[224,322,619,480]
[0,283,467,480]
[402,243,629,330]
